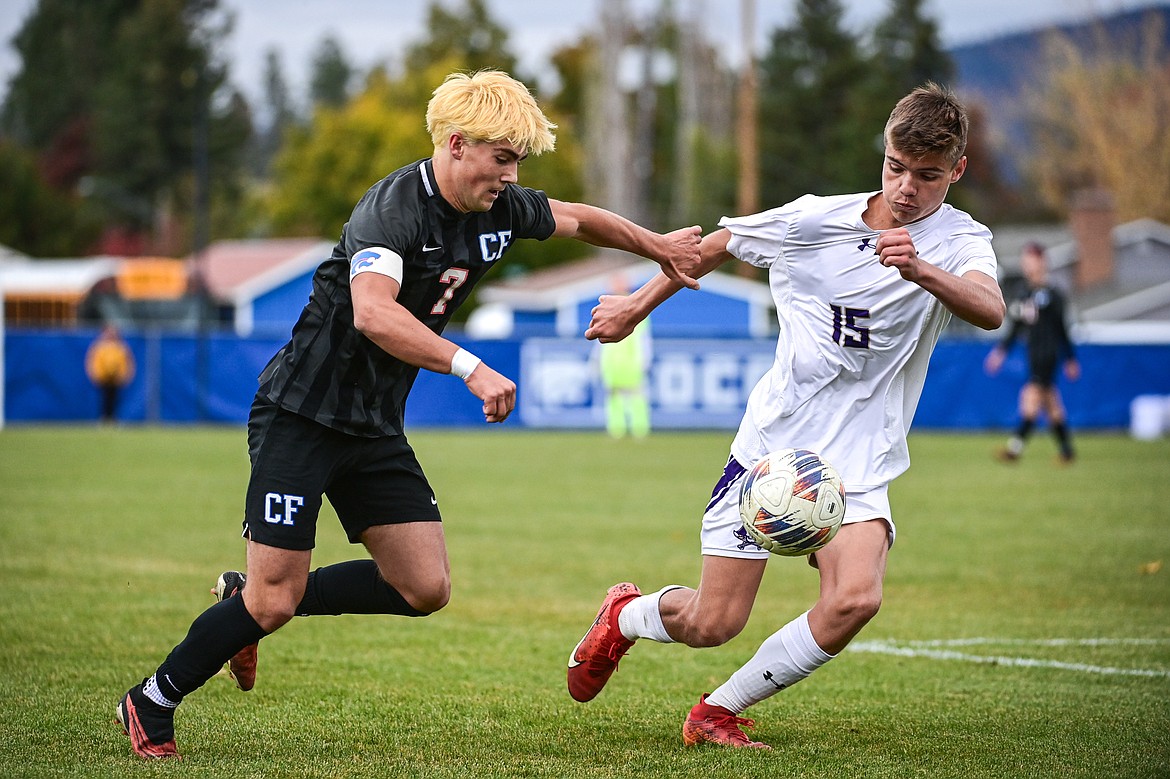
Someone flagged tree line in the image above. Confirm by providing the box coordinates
[1,0,1166,268]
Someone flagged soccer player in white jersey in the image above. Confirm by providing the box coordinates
[567,82,1006,748]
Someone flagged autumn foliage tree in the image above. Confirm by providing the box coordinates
[1027,16,1170,223]
[265,66,438,239]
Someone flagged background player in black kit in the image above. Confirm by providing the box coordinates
[985,241,1079,463]
[116,69,702,760]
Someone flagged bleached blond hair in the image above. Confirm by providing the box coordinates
[426,70,557,155]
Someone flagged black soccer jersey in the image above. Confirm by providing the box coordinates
[257,158,556,436]
[999,284,1076,367]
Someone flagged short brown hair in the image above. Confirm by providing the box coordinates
[883,82,968,168]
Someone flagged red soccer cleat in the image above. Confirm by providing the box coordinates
[567,582,641,702]
[682,694,772,749]
[213,571,257,691]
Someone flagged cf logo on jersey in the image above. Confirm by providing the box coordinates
[478,230,512,262]
[265,492,304,526]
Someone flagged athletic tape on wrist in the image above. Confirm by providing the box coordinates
[450,348,481,380]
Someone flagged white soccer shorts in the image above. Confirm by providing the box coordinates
[699,455,896,559]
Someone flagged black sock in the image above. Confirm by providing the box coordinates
[296,560,427,617]
[154,595,268,702]
[1015,418,1035,441]
[1053,422,1074,457]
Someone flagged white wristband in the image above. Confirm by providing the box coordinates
[450,348,481,380]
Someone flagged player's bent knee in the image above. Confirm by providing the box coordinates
[246,597,299,632]
[830,592,882,628]
[400,576,451,615]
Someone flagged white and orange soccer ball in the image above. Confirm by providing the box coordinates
[739,448,846,556]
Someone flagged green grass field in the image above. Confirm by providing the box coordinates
[1,426,1168,778]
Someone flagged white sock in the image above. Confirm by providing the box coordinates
[143,674,179,709]
[705,611,834,713]
[617,586,682,643]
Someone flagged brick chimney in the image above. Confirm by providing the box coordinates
[1068,188,1115,291]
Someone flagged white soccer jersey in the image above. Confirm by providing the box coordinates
[725,192,997,490]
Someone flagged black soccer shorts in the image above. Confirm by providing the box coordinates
[1027,353,1059,388]
[242,401,441,551]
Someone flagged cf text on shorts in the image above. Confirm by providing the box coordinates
[243,401,441,550]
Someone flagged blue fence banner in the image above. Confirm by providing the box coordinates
[5,329,1170,430]
[519,338,774,428]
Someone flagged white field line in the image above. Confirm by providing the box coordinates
[849,638,1170,679]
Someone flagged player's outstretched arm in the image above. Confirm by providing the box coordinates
[351,273,515,422]
[875,228,1005,330]
[585,228,736,342]
[548,199,701,290]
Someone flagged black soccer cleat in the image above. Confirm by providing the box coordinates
[116,680,179,759]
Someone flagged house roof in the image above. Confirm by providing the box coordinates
[1006,218,1170,272]
[0,243,30,263]
[988,224,1075,276]
[190,238,333,304]
[0,256,120,296]
[1076,219,1170,322]
[0,238,333,313]
[1113,217,1170,251]
[1080,279,1170,321]
[988,218,1170,322]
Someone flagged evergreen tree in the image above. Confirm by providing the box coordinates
[756,0,967,210]
[867,0,1005,218]
[263,48,296,132]
[0,0,250,253]
[405,0,518,76]
[250,48,296,176]
[1,0,132,151]
[0,139,101,255]
[757,0,872,206]
[869,0,954,96]
[309,35,352,109]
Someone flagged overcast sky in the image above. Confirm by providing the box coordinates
[0,0,1159,109]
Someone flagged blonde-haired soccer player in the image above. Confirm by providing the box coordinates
[116,69,701,760]
[567,83,1005,748]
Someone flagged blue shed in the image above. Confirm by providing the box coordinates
[197,238,333,336]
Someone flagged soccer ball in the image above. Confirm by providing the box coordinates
[739,448,846,556]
